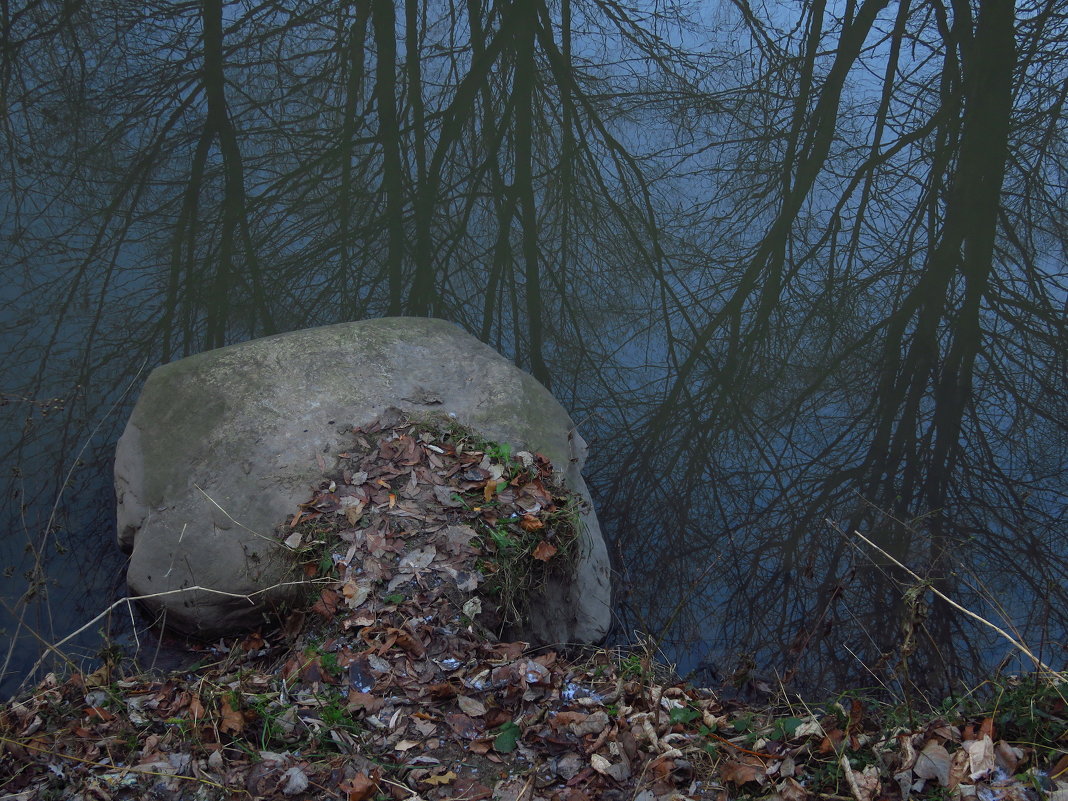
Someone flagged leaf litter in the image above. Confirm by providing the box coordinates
[1,411,1066,801]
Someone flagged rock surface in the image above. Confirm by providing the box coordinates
[115,317,611,642]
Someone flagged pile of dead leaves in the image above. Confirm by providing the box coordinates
[284,408,582,636]
[2,642,1065,800]
[701,696,1067,801]
[1,413,1065,801]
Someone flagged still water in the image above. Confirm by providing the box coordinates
[1,0,1065,698]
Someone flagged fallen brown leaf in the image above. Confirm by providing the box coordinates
[241,632,264,651]
[980,716,995,740]
[446,712,484,739]
[385,627,425,657]
[347,691,385,714]
[457,695,487,717]
[345,502,365,526]
[219,696,244,735]
[841,753,880,801]
[519,514,544,531]
[532,540,557,561]
[819,727,845,754]
[778,777,810,801]
[311,588,341,620]
[189,694,205,721]
[964,735,995,780]
[914,740,952,787]
[720,755,767,786]
[339,772,378,801]
[83,706,114,721]
[427,682,458,700]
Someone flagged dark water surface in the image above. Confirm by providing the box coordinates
[2,0,1066,699]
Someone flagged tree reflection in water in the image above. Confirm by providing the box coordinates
[0,0,1064,698]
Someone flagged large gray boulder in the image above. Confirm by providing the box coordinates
[115,317,611,643]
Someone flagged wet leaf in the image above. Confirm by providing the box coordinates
[521,659,552,685]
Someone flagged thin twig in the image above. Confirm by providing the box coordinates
[193,483,285,546]
[20,579,325,687]
[845,525,1056,675]
[1,363,148,684]
[0,596,80,674]
[704,730,779,760]
[44,361,147,548]
[651,555,723,654]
